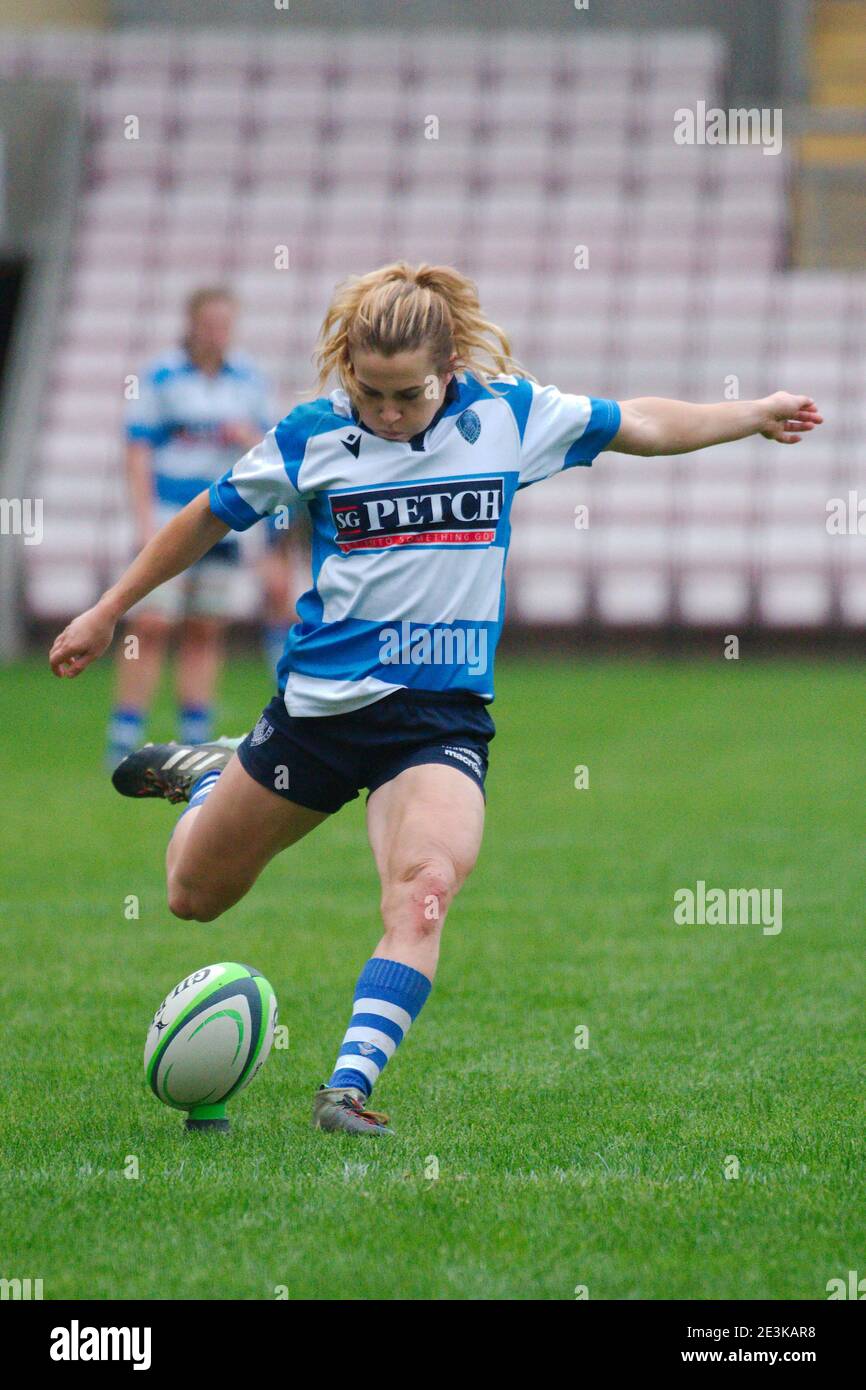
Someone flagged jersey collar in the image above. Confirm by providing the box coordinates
[350,376,461,451]
[180,345,234,378]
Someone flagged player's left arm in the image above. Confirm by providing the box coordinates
[605,392,823,456]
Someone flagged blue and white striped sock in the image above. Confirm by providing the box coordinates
[174,769,222,827]
[328,957,432,1097]
[179,704,213,745]
[188,769,221,808]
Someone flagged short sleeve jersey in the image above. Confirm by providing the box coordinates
[210,372,620,715]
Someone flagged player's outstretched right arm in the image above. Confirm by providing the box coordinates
[49,492,231,678]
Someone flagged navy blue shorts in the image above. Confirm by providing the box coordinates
[236,688,496,814]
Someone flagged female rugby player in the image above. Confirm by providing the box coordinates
[49,263,822,1136]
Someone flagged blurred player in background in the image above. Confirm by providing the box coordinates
[107,287,272,767]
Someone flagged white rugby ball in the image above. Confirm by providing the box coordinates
[144,962,278,1118]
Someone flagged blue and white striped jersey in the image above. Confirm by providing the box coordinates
[210,372,620,715]
[127,349,271,556]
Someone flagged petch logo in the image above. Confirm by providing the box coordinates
[50,1320,152,1370]
[329,477,504,552]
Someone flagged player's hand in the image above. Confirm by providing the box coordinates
[49,601,117,678]
[759,392,823,444]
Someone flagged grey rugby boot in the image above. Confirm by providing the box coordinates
[312,1085,393,1137]
[111,737,244,804]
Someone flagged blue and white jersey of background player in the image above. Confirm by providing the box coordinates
[127,348,272,560]
[210,373,621,716]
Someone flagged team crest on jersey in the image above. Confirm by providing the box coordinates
[456,409,481,444]
[250,717,274,747]
[329,477,504,553]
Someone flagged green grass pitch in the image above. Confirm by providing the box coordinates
[0,651,863,1300]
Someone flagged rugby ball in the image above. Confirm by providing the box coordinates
[144,962,277,1127]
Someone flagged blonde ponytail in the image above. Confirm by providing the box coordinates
[313,261,534,399]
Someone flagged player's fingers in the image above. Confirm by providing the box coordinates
[49,641,69,675]
[60,654,88,677]
[52,642,89,676]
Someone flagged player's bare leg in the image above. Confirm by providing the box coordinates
[366,762,485,978]
[113,740,327,919]
[314,763,485,1136]
[165,754,327,921]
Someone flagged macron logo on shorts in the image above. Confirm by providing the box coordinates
[329,478,504,553]
[442,745,484,777]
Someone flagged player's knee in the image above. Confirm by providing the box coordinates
[382,855,462,935]
[167,877,224,923]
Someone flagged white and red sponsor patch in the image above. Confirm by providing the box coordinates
[329,478,504,553]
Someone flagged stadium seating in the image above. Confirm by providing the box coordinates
[12,25,863,628]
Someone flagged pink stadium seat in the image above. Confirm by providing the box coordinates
[760,573,832,625]
[250,84,331,127]
[170,135,245,178]
[74,232,149,276]
[153,227,234,269]
[108,28,179,72]
[597,572,671,624]
[178,86,249,130]
[81,184,160,233]
[68,265,146,308]
[562,31,639,80]
[679,573,751,624]
[90,76,173,120]
[89,132,167,179]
